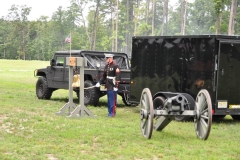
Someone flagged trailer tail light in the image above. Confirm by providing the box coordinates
[212,110,215,114]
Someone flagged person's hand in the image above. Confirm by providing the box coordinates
[113,87,118,91]
[95,82,100,87]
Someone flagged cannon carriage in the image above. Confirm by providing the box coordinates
[129,35,240,140]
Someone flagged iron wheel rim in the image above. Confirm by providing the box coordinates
[140,88,154,139]
[194,89,212,140]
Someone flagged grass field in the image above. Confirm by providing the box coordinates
[0,59,240,160]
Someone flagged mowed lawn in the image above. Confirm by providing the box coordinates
[0,59,240,160]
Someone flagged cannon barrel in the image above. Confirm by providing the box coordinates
[164,94,185,112]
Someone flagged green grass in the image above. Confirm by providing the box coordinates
[0,59,240,160]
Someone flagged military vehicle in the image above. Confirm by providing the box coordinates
[34,50,132,106]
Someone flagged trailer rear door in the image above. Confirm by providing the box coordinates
[216,40,240,112]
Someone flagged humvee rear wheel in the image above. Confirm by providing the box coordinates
[76,80,99,106]
[36,76,53,99]
[121,92,132,106]
[140,88,154,139]
[194,89,212,140]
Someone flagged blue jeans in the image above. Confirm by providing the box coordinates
[107,90,117,117]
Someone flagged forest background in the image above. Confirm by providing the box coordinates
[0,0,239,60]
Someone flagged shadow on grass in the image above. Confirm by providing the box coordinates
[212,117,240,124]
[47,98,240,124]
[50,97,69,103]
[98,101,133,108]
[49,97,130,108]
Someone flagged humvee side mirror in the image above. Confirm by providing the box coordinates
[50,59,56,66]
[96,63,100,68]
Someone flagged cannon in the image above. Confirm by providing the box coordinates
[129,35,240,140]
[140,88,212,140]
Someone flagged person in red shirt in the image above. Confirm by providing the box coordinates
[95,53,120,117]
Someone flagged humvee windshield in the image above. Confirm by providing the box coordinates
[84,54,129,69]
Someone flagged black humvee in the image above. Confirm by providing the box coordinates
[34,50,132,106]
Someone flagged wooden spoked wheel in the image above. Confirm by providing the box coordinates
[140,88,154,139]
[194,89,212,140]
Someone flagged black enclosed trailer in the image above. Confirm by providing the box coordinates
[129,35,240,135]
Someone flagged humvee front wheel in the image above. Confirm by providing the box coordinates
[36,76,53,99]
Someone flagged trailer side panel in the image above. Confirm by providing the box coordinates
[130,36,216,104]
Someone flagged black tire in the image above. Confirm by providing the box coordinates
[175,104,192,122]
[175,113,192,122]
[153,96,165,123]
[36,76,53,99]
[213,115,226,120]
[76,80,99,106]
[231,115,240,121]
[153,96,165,110]
[121,92,132,106]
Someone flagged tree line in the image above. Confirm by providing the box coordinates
[0,0,239,60]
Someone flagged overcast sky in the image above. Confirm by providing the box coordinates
[0,0,71,20]
[0,0,183,21]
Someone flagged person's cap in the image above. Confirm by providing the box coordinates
[104,53,114,58]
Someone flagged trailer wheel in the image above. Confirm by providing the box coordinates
[140,88,154,139]
[153,96,165,110]
[175,105,191,122]
[194,89,212,140]
[213,115,226,120]
[153,96,165,125]
[231,115,240,121]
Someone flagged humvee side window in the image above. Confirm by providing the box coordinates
[56,57,64,66]
[84,54,106,68]
[114,56,127,69]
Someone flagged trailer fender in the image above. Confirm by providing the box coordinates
[153,92,195,110]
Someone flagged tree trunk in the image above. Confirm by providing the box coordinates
[165,0,169,35]
[181,0,187,35]
[134,0,140,36]
[22,30,25,60]
[92,0,100,50]
[228,0,237,35]
[3,48,5,58]
[115,0,119,52]
[145,0,150,35]
[216,13,222,35]
[125,0,133,55]
[111,11,114,52]
[75,0,91,49]
[161,0,167,36]
[146,0,150,24]
[152,0,156,35]
[125,0,129,54]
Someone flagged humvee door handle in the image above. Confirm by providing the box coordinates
[221,69,224,75]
